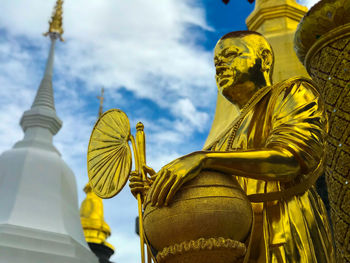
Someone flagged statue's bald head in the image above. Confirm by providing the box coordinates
[216,31,274,80]
[214,31,274,107]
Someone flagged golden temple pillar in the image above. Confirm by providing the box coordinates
[246,0,309,83]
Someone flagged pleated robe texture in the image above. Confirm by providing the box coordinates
[212,77,335,263]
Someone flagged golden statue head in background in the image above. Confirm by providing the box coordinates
[214,31,274,108]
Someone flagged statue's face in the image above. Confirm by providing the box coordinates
[214,35,267,106]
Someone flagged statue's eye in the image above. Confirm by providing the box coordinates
[225,51,237,57]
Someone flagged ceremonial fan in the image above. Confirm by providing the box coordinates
[87,109,153,263]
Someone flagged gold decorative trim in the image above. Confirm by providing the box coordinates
[294,0,350,64]
[156,237,246,262]
[304,23,350,74]
[296,12,350,261]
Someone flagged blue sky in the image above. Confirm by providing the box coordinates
[0,0,316,262]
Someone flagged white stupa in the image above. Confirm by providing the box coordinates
[0,1,98,262]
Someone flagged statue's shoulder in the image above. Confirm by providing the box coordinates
[268,76,323,114]
[272,76,319,97]
[275,76,316,88]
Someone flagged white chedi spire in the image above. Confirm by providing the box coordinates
[15,0,65,151]
[22,0,64,133]
[0,1,98,263]
[15,36,63,152]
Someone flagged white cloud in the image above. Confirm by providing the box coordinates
[0,37,38,151]
[297,0,320,8]
[171,98,209,130]
[0,1,216,262]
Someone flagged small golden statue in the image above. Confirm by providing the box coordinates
[87,31,336,263]
[80,183,114,250]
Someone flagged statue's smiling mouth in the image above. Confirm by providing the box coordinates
[216,67,234,86]
[216,66,234,83]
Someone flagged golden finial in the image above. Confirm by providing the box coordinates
[44,0,64,41]
[97,88,105,117]
[136,122,144,131]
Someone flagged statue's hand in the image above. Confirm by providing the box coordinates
[149,151,205,207]
[129,165,155,202]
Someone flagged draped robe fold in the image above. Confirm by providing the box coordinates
[210,77,335,262]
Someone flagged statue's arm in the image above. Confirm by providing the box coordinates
[150,80,326,206]
[149,148,299,206]
[202,148,300,182]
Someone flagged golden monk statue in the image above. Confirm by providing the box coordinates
[80,183,113,248]
[131,31,335,262]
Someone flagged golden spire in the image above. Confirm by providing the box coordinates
[79,89,114,252]
[97,88,105,118]
[80,183,114,251]
[44,0,64,41]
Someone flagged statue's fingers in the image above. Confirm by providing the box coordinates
[150,170,168,205]
[131,186,145,193]
[129,170,139,177]
[150,172,159,182]
[148,169,163,201]
[129,175,142,182]
[155,168,169,186]
[165,177,183,206]
[156,175,177,207]
[129,181,144,188]
[148,169,164,198]
[144,165,156,176]
[151,170,170,206]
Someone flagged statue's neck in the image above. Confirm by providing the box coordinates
[234,77,271,110]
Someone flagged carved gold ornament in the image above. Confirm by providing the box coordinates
[295,0,350,261]
[294,0,350,64]
[43,0,64,41]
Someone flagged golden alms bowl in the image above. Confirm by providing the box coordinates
[143,170,253,263]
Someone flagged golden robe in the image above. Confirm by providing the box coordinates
[211,77,335,262]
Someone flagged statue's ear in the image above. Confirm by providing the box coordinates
[260,49,273,72]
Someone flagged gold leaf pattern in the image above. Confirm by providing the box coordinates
[305,30,350,262]
[87,109,132,199]
[294,0,350,64]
